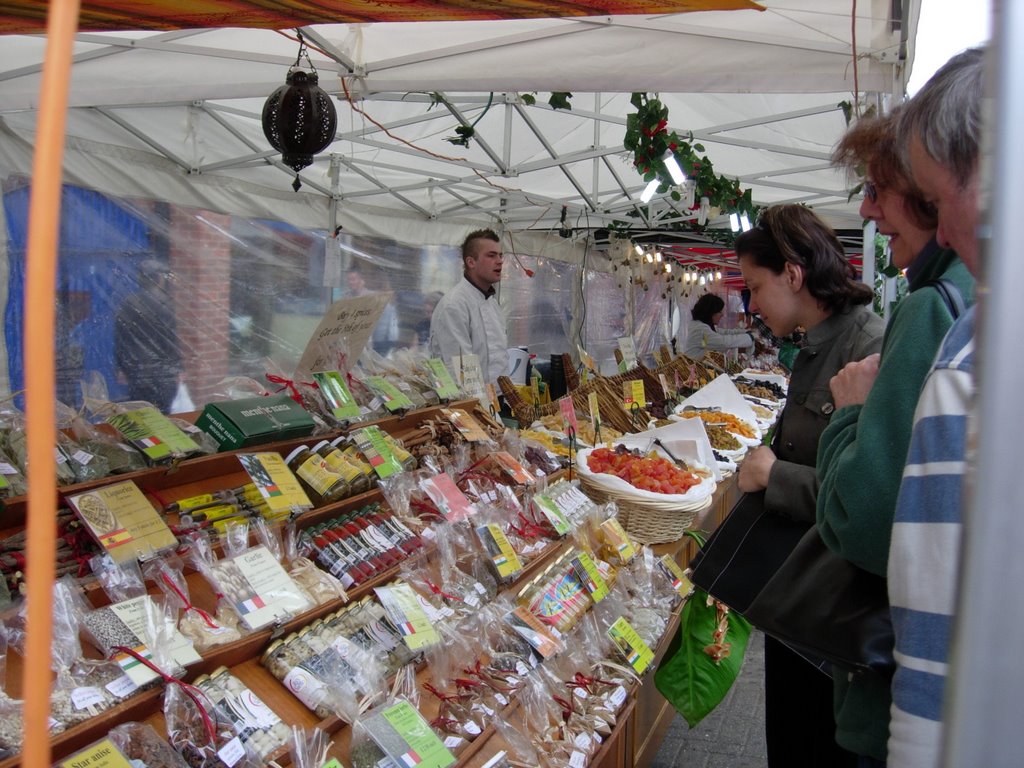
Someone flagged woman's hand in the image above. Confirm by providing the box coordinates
[737,445,776,492]
[830,353,881,409]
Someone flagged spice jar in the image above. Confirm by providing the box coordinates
[284,445,351,507]
[312,440,370,495]
[330,437,377,487]
[260,634,333,720]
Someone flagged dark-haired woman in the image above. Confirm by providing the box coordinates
[682,292,754,360]
[734,204,885,768]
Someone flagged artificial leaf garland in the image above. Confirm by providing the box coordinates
[623,92,757,222]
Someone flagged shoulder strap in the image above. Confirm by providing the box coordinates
[926,278,966,320]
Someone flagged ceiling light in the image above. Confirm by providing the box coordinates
[683,271,691,283]
[716,270,723,280]
[665,263,672,274]
[740,213,752,232]
[655,251,663,263]
[645,252,654,264]
[634,243,644,257]
[663,153,686,185]
[729,213,740,232]
[640,179,660,204]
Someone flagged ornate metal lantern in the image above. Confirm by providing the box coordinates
[262,34,337,191]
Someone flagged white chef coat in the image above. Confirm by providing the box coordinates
[429,277,509,383]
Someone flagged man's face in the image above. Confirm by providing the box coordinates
[909,136,981,276]
[466,238,503,287]
[346,271,366,294]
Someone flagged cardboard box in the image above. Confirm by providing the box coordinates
[196,394,316,451]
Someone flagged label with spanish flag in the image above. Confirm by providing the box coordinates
[67,480,177,564]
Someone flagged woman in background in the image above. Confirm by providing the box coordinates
[682,293,754,361]
[734,204,886,767]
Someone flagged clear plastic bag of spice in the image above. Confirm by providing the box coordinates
[145,551,242,651]
[350,696,457,768]
[60,398,147,475]
[287,725,332,768]
[164,680,257,768]
[109,722,191,768]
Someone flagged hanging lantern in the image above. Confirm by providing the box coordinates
[262,33,337,192]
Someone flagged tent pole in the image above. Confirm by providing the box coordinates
[22,1,79,766]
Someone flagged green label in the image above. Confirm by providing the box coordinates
[313,371,361,420]
[533,494,571,536]
[107,407,199,460]
[365,376,415,412]
[380,700,456,768]
[608,616,655,674]
[352,426,404,479]
[320,760,345,768]
[425,358,460,400]
[571,551,609,602]
[0,472,9,491]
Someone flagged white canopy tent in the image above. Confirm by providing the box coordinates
[0,0,921,246]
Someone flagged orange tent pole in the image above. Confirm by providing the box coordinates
[21,1,80,767]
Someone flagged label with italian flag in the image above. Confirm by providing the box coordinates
[607,616,655,674]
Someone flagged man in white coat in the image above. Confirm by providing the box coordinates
[429,229,509,384]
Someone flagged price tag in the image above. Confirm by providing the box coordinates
[609,685,628,709]
[60,738,134,768]
[477,524,524,578]
[375,583,440,650]
[485,382,502,415]
[351,426,404,479]
[570,550,610,602]
[623,379,646,408]
[313,370,361,420]
[105,674,139,699]
[600,517,637,563]
[607,617,655,674]
[452,353,484,394]
[569,750,588,768]
[421,472,477,521]
[217,737,246,768]
[237,452,313,515]
[71,686,106,711]
[658,554,694,598]
[364,376,415,412]
[559,396,579,440]
[588,392,602,441]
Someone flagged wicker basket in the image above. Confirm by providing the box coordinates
[579,475,712,544]
[499,375,652,434]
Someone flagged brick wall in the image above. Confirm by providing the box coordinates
[170,207,231,404]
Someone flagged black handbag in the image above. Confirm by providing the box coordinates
[690,490,894,676]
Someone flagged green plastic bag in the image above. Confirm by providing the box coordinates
[654,583,752,727]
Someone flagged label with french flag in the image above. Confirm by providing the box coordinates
[236,595,267,615]
[374,583,439,651]
[378,700,456,768]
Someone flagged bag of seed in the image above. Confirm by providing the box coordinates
[164,679,258,768]
[350,696,456,768]
[287,726,331,768]
[62,400,148,476]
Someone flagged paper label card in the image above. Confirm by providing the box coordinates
[441,408,490,442]
[313,370,361,420]
[577,344,598,374]
[61,737,135,768]
[485,382,502,415]
[477,524,523,578]
[600,518,636,563]
[233,545,313,628]
[492,451,535,486]
[365,376,415,412]
[378,700,457,768]
[421,473,477,522]
[106,406,200,461]
[504,606,565,660]
[374,583,440,650]
[658,555,694,598]
[617,336,638,369]
[452,354,484,394]
[623,380,646,409]
[237,453,313,515]
[352,426,404,479]
[570,551,610,602]
[295,293,392,377]
[67,481,177,564]
[607,617,655,674]
[112,643,160,686]
[659,373,672,400]
[108,595,202,669]
[533,493,572,536]
[426,358,461,400]
[559,397,579,440]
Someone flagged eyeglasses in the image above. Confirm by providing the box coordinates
[862,179,878,202]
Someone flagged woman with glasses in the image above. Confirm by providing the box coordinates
[734,204,886,768]
[811,110,975,766]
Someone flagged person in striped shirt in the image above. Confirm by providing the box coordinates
[887,47,986,768]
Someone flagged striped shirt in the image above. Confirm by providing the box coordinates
[887,306,976,768]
